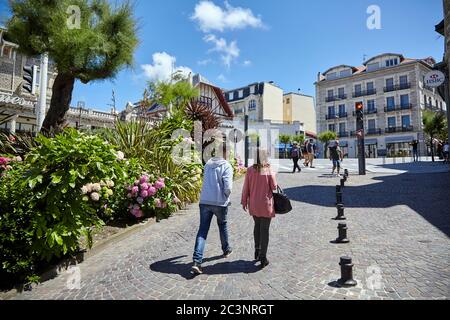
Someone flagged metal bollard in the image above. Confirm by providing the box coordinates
[336,190,343,205]
[335,223,349,243]
[340,178,345,188]
[344,169,349,178]
[338,256,357,287]
[335,204,346,220]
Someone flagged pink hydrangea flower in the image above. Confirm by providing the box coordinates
[0,157,10,166]
[133,204,140,210]
[132,186,139,194]
[155,180,165,190]
[148,186,157,196]
[140,190,149,198]
[140,183,149,190]
[140,175,149,184]
[131,208,143,218]
[134,180,140,186]
[137,197,144,204]
[154,198,162,208]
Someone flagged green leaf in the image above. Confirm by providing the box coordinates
[51,174,62,184]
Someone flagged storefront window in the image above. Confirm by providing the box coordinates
[387,142,411,157]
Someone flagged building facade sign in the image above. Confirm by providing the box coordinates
[424,70,446,88]
[0,93,36,107]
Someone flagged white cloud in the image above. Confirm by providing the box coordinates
[191,1,263,33]
[204,34,239,68]
[141,52,193,82]
[243,60,252,66]
[197,58,213,66]
[217,74,228,83]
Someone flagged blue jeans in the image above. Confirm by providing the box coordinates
[193,204,231,264]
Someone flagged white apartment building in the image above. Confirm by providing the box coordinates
[224,81,284,123]
[315,53,446,158]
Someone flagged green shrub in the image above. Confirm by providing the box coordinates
[0,129,131,284]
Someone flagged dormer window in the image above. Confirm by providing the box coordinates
[340,69,351,77]
[385,58,399,67]
[326,72,337,80]
[367,62,379,71]
[229,92,234,100]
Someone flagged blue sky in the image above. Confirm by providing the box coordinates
[0,0,446,112]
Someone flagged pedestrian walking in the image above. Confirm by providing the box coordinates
[303,140,310,167]
[329,140,344,177]
[241,149,277,269]
[306,139,316,168]
[443,140,449,164]
[191,144,234,275]
[411,140,419,162]
[290,142,302,173]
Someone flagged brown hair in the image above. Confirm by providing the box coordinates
[252,149,270,173]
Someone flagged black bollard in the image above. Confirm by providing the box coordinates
[338,256,357,287]
[335,204,346,220]
[336,190,343,205]
[335,223,349,243]
[344,169,349,178]
[336,185,342,193]
[340,178,345,188]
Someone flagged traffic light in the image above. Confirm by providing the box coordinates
[22,65,37,95]
[355,102,364,121]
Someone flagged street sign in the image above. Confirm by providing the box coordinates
[424,70,446,88]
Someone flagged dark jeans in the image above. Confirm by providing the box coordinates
[193,204,231,264]
[253,216,272,259]
[413,149,418,161]
[292,157,301,172]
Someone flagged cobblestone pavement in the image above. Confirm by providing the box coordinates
[12,166,450,300]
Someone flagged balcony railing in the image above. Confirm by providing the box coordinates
[352,89,377,98]
[366,128,382,136]
[326,112,347,120]
[383,83,411,92]
[325,94,347,102]
[385,126,414,133]
[352,108,377,116]
[384,104,413,112]
[337,131,349,138]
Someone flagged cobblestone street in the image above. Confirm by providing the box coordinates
[11,165,450,300]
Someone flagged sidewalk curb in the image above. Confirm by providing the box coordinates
[0,203,198,300]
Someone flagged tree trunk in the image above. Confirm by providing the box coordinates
[41,73,76,132]
[324,143,329,159]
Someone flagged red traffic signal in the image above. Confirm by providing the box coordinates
[355,102,363,111]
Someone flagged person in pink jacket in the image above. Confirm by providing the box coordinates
[241,149,277,269]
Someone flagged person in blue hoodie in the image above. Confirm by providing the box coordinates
[191,144,234,275]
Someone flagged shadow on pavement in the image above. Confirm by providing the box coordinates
[284,172,450,237]
[150,255,260,279]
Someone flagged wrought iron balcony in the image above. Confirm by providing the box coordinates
[366,128,382,136]
[352,89,377,98]
[337,131,349,138]
[326,112,347,120]
[325,94,347,102]
[352,109,377,116]
[385,126,414,133]
[384,104,413,112]
[384,83,411,92]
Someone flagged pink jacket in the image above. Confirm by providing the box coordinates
[241,166,278,218]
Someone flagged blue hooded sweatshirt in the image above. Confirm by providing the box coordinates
[199,157,234,207]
